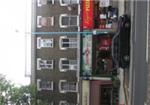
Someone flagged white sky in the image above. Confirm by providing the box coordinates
[0,0,31,85]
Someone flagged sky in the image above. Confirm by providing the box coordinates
[0,0,31,85]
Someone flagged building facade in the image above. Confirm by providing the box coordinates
[31,0,80,104]
[31,0,120,105]
[80,0,119,105]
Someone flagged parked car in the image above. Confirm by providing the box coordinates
[111,14,131,68]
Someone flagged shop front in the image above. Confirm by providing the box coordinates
[82,0,118,30]
[92,33,113,77]
[90,80,113,105]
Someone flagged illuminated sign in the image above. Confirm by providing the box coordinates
[83,0,93,29]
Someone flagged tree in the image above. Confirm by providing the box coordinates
[0,74,50,105]
[0,74,13,105]
[10,85,37,105]
[0,74,37,105]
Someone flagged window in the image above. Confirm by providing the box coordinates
[37,100,54,105]
[37,58,53,70]
[100,85,112,105]
[59,36,77,50]
[37,16,54,28]
[37,79,53,91]
[59,0,79,6]
[59,80,78,93]
[59,58,78,72]
[37,0,54,6]
[59,101,77,105]
[59,14,79,28]
[37,37,54,49]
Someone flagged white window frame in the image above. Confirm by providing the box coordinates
[59,36,78,50]
[59,58,78,72]
[37,79,54,91]
[37,100,54,105]
[59,0,79,6]
[37,16,54,28]
[59,80,78,93]
[37,58,54,70]
[59,101,77,105]
[59,101,67,105]
[37,0,54,7]
[59,14,79,28]
[37,37,54,49]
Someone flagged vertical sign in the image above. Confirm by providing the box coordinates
[83,0,94,29]
[82,32,92,77]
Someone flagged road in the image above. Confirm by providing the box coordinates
[146,1,150,104]
[129,1,149,105]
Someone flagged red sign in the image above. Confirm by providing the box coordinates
[82,0,93,29]
[85,47,90,65]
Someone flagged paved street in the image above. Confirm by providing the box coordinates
[130,1,149,105]
[146,1,150,104]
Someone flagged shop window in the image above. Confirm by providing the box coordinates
[37,16,54,28]
[37,58,53,70]
[59,36,77,50]
[100,85,112,105]
[59,58,78,72]
[59,14,79,28]
[37,37,54,49]
[37,79,53,91]
[59,0,79,6]
[37,0,54,6]
[59,80,78,93]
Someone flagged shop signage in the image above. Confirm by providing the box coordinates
[83,0,93,29]
[82,32,92,76]
[100,0,110,7]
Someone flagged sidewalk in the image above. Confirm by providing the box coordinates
[118,68,125,105]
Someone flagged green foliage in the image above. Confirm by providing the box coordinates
[0,74,37,105]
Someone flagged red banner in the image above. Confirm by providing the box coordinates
[82,0,94,29]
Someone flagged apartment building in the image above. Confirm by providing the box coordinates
[31,0,80,104]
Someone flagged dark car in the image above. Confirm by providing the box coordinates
[111,14,131,68]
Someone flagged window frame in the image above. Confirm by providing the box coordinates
[59,58,78,72]
[37,16,54,28]
[59,80,78,93]
[37,0,55,7]
[37,37,54,49]
[59,0,79,6]
[59,36,78,50]
[37,58,54,70]
[37,79,54,91]
[59,14,79,28]
[59,101,77,105]
[59,101,67,105]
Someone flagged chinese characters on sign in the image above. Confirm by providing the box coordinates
[83,0,94,29]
